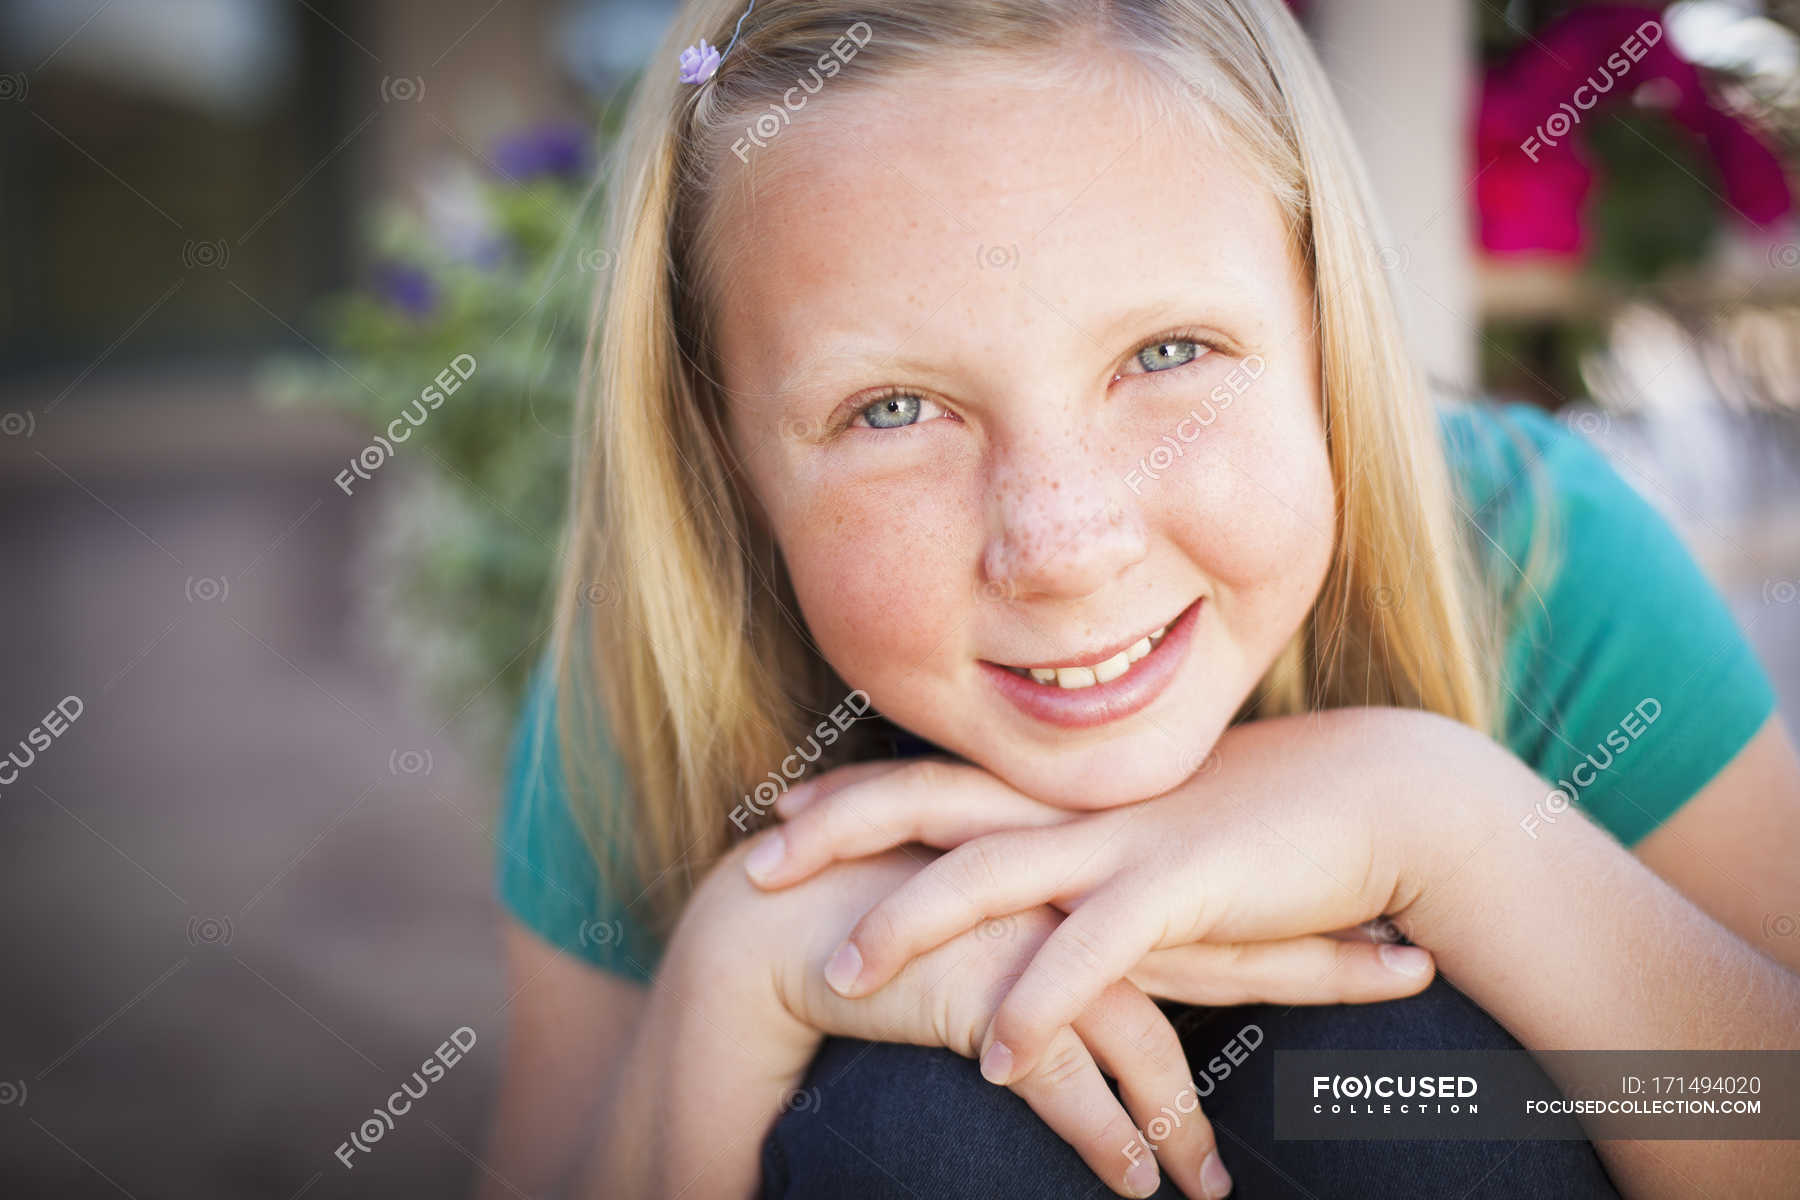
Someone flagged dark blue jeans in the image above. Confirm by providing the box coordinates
[760,976,1620,1198]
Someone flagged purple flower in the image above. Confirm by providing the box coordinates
[464,235,512,271]
[374,262,437,318]
[492,121,591,183]
[680,39,721,85]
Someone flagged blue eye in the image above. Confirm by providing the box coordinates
[1136,339,1208,373]
[856,392,924,429]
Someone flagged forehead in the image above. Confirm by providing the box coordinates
[703,60,1302,397]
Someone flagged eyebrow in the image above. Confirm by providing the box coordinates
[773,339,947,401]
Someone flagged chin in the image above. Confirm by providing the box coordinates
[986,738,1208,812]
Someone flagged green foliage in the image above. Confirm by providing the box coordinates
[1586,109,1724,284]
[258,119,617,753]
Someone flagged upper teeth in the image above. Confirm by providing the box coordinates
[1011,623,1169,689]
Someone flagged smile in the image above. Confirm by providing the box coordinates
[980,597,1203,730]
[997,621,1172,689]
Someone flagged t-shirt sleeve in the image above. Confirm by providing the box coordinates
[493,664,663,981]
[1449,402,1777,848]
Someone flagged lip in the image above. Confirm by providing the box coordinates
[979,596,1202,730]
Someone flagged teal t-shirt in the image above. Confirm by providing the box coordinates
[495,401,1777,981]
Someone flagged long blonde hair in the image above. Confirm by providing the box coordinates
[548,0,1506,937]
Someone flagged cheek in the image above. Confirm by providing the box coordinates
[1151,377,1336,612]
[770,473,977,693]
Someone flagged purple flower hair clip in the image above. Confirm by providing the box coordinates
[680,0,757,85]
[679,39,721,84]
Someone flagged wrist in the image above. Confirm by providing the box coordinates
[620,853,822,1197]
[1375,709,1543,944]
[662,843,822,1068]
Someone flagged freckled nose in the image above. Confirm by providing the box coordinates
[982,442,1148,600]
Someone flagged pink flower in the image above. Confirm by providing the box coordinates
[1475,4,1790,258]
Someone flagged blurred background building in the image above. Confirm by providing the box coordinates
[1,1,1796,1196]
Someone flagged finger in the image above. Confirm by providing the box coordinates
[1127,936,1436,1007]
[743,759,921,890]
[1076,981,1231,1200]
[751,759,1069,888]
[826,830,1098,997]
[772,757,914,818]
[1006,1025,1167,1198]
[982,887,1159,1085]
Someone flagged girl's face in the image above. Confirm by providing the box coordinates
[711,65,1336,809]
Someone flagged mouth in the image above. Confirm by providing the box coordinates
[995,620,1174,690]
[979,597,1203,730]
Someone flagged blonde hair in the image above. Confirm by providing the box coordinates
[548,0,1509,938]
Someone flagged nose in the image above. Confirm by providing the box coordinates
[982,428,1149,601]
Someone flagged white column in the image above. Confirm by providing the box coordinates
[1307,1,1478,392]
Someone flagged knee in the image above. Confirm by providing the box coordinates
[760,1038,1100,1199]
[1180,980,1619,1199]
[1181,977,1539,1136]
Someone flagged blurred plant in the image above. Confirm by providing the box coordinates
[257,112,621,755]
[1477,4,1791,264]
[1475,2,1799,403]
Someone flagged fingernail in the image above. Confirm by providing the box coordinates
[775,780,819,817]
[978,1040,1013,1085]
[1124,1154,1160,1197]
[1200,1150,1232,1197]
[744,832,785,882]
[1379,943,1432,976]
[824,940,862,994]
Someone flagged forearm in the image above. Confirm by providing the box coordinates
[568,922,823,1197]
[1395,737,1800,1197]
[477,1006,646,1199]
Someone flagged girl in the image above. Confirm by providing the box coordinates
[481,1,1800,1196]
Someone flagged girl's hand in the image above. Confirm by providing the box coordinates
[744,709,1450,1087]
[682,837,1231,1199]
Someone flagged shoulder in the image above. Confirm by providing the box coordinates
[1438,399,1607,545]
[1435,400,1776,847]
[494,663,662,980]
